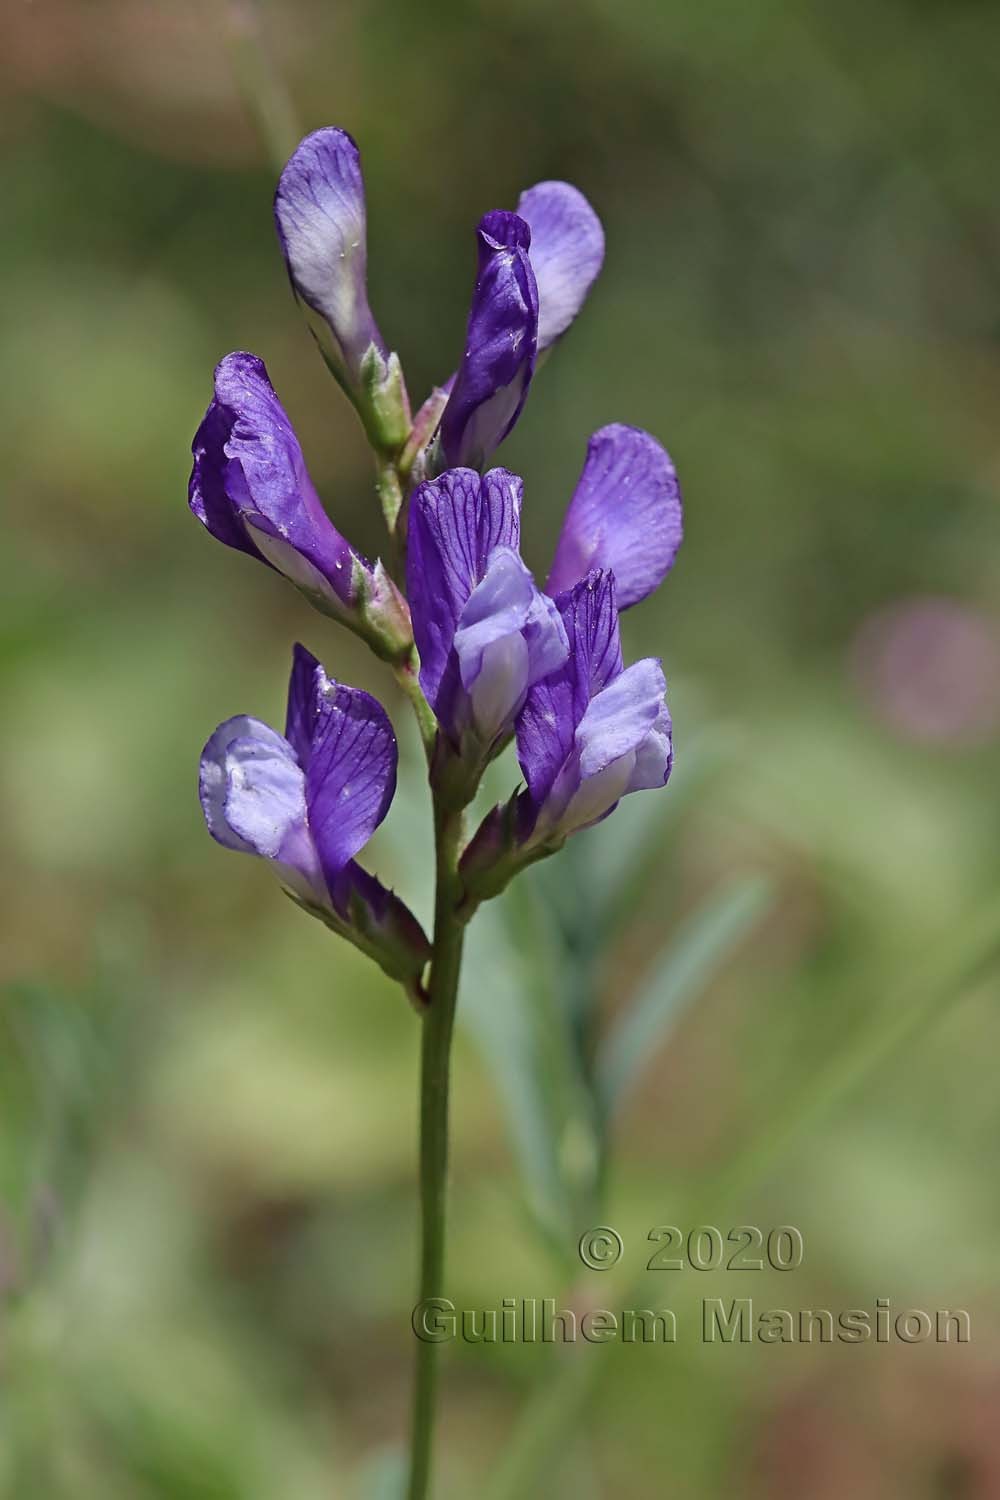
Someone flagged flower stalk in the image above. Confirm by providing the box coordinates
[408,800,467,1500]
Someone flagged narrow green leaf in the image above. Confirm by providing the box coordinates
[597,874,773,1114]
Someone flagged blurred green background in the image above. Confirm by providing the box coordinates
[3,1,1000,1496]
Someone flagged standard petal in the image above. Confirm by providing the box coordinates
[190,353,361,604]
[406,467,522,715]
[284,643,323,767]
[438,212,538,470]
[273,127,384,379]
[305,678,398,884]
[516,570,623,806]
[547,425,683,609]
[516,181,604,351]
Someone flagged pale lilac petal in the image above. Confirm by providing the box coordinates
[516,180,604,351]
[575,658,667,779]
[438,212,538,470]
[306,679,398,883]
[453,547,568,739]
[406,468,522,717]
[222,736,308,859]
[547,425,682,609]
[627,701,673,792]
[199,715,292,853]
[273,128,384,378]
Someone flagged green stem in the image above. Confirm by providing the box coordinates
[407,802,467,1500]
[393,652,438,763]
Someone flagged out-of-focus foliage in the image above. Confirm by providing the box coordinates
[2,1,1000,1495]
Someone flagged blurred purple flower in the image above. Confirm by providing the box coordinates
[189,353,410,653]
[407,468,568,751]
[854,596,1000,746]
[200,645,429,982]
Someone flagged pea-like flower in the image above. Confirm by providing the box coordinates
[461,571,672,901]
[408,181,605,476]
[518,570,672,839]
[200,644,430,986]
[273,128,409,451]
[437,212,539,472]
[189,352,411,660]
[406,468,568,761]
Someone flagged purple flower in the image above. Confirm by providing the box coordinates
[437,213,539,472]
[273,128,384,388]
[200,645,430,984]
[422,183,603,475]
[547,423,683,609]
[406,468,568,754]
[190,353,411,656]
[517,571,672,840]
[515,180,605,353]
[461,571,671,899]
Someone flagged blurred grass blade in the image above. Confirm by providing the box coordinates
[458,904,578,1253]
[597,874,773,1116]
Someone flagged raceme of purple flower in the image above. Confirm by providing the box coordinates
[406,468,568,755]
[189,352,411,659]
[200,644,430,985]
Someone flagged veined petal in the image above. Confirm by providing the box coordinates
[406,468,522,716]
[305,677,398,884]
[284,642,323,767]
[438,212,538,470]
[516,570,622,806]
[190,352,362,607]
[273,128,384,380]
[547,424,683,609]
[516,180,604,351]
